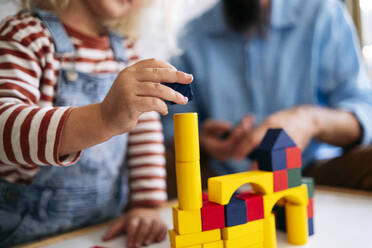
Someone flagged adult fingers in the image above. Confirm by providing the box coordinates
[137,82,188,105]
[232,126,266,160]
[135,68,193,84]
[136,96,169,116]
[202,120,232,135]
[131,58,176,70]
[102,217,126,241]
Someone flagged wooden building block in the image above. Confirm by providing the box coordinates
[173,205,202,235]
[221,219,264,240]
[202,240,224,248]
[287,168,301,188]
[202,200,225,231]
[308,218,314,236]
[301,177,315,198]
[286,147,302,169]
[236,192,264,221]
[208,171,273,205]
[225,197,247,227]
[285,203,308,245]
[273,170,288,192]
[223,232,263,248]
[257,149,287,172]
[273,204,286,232]
[257,129,296,151]
[307,198,314,218]
[169,229,221,248]
[173,113,199,162]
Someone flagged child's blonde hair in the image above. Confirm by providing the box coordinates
[20,0,150,40]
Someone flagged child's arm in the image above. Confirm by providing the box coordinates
[0,14,80,183]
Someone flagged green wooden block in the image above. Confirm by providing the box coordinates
[301,177,315,198]
[287,168,301,188]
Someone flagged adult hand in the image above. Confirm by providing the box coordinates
[232,107,318,160]
[103,207,167,248]
[200,115,255,162]
[100,58,193,136]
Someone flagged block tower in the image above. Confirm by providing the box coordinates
[169,113,314,248]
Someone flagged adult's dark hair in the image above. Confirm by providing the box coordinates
[223,0,270,36]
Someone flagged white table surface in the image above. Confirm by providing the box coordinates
[19,187,372,248]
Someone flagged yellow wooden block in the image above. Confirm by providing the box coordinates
[174,113,200,162]
[171,245,201,248]
[169,229,221,248]
[173,205,202,234]
[202,240,224,248]
[285,203,308,245]
[175,161,203,210]
[221,219,264,240]
[262,184,308,218]
[263,213,277,248]
[208,171,273,205]
[223,231,264,248]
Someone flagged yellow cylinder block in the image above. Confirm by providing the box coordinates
[174,113,200,162]
[286,203,308,245]
[176,161,203,210]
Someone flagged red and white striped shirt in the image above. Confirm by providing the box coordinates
[0,11,167,206]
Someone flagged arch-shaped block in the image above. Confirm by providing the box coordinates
[208,171,273,205]
[263,184,308,218]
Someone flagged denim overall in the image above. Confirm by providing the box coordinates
[0,9,129,247]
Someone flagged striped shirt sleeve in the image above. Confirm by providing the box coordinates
[0,14,80,183]
[128,111,167,206]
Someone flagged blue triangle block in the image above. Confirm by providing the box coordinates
[258,129,296,151]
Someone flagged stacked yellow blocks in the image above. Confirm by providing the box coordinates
[169,113,310,248]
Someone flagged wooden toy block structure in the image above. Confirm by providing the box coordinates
[169,113,315,248]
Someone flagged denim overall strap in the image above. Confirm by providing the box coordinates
[32,8,74,55]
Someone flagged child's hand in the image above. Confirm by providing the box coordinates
[100,58,193,136]
[103,207,167,248]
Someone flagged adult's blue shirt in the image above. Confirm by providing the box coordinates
[163,0,372,175]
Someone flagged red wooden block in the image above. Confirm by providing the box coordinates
[202,192,209,202]
[286,146,302,169]
[307,198,314,218]
[273,170,288,192]
[236,192,264,221]
[201,201,225,231]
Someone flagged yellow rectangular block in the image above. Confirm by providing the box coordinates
[171,245,201,248]
[173,205,202,234]
[169,229,221,248]
[221,219,264,240]
[208,171,273,205]
[202,240,224,248]
[223,232,264,248]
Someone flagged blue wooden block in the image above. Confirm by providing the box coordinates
[308,218,314,236]
[258,129,296,151]
[163,83,193,105]
[273,204,286,232]
[224,197,247,227]
[257,148,287,171]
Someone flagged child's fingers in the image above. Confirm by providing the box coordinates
[156,225,168,242]
[137,83,188,105]
[136,68,193,84]
[126,217,140,248]
[132,219,151,247]
[102,217,126,241]
[133,58,176,70]
[137,96,168,115]
[143,221,158,245]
